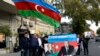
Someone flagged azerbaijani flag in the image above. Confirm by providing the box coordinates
[52,42,64,52]
[12,0,61,28]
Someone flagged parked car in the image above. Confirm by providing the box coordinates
[95,36,100,42]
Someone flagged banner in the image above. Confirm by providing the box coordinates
[48,34,77,43]
[44,42,78,56]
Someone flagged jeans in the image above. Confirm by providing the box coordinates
[29,47,38,56]
[21,49,29,56]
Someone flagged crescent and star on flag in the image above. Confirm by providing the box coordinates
[35,5,45,13]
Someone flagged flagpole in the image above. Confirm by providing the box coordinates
[34,18,37,34]
[26,17,30,30]
[21,16,22,26]
[21,16,23,27]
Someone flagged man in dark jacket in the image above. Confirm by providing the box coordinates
[58,41,74,56]
[83,35,90,55]
[76,34,83,55]
[41,35,48,47]
[29,33,39,56]
[19,32,30,56]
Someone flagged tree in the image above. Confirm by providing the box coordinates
[97,28,100,35]
[62,0,100,34]
[0,25,12,37]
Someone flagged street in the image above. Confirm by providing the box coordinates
[0,39,100,56]
[79,39,100,56]
[88,40,100,56]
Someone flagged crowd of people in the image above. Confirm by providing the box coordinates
[14,25,95,56]
[16,25,77,56]
[16,25,48,56]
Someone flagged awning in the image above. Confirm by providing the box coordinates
[0,0,17,14]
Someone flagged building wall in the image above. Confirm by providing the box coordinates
[35,21,54,35]
[23,18,55,35]
[44,0,53,4]
[0,11,21,48]
[0,11,21,35]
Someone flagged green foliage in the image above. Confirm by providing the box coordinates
[0,25,12,36]
[71,19,86,34]
[63,0,89,19]
[63,0,100,34]
[97,28,100,35]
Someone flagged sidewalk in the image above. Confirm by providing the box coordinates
[0,48,20,56]
[0,49,9,54]
[0,52,21,56]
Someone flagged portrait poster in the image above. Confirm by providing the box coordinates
[44,42,78,56]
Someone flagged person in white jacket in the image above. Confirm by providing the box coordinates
[37,34,44,56]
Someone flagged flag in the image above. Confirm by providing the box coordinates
[13,0,60,13]
[69,41,78,48]
[13,0,61,28]
[15,2,61,22]
[52,42,64,52]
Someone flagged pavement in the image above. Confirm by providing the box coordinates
[79,39,100,56]
[88,39,100,56]
[0,52,21,56]
[0,49,8,54]
[0,39,100,56]
[0,48,20,56]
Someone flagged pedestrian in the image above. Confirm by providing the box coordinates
[19,32,30,56]
[76,34,83,55]
[29,33,39,56]
[42,34,48,47]
[37,34,44,56]
[83,32,90,55]
[40,34,48,56]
